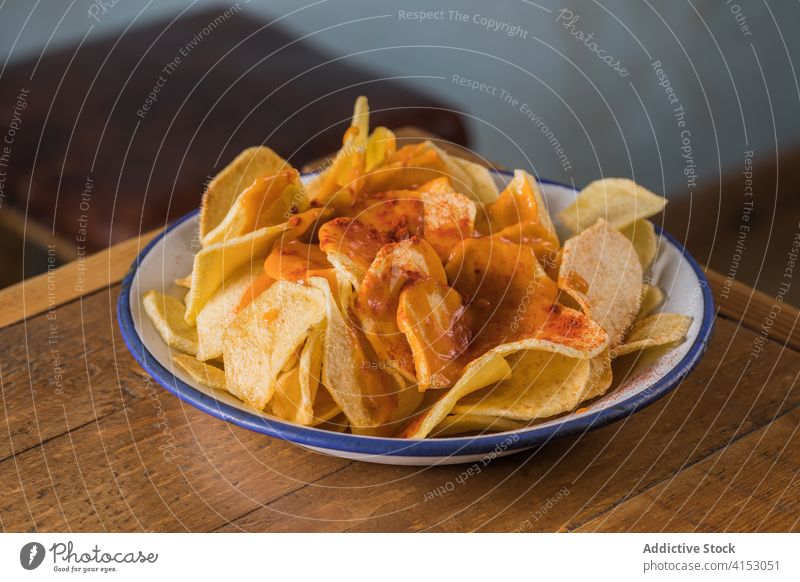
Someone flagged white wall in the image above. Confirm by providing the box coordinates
[2,0,798,197]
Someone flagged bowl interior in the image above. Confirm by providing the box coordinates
[126,173,706,443]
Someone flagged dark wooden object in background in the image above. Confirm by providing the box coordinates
[0,8,468,258]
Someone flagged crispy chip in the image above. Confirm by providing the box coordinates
[397,278,470,390]
[611,313,692,358]
[184,224,290,324]
[269,325,332,426]
[318,217,391,289]
[418,177,477,261]
[399,352,512,439]
[309,276,398,428]
[620,219,658,268]
[424,141,498,204]
[143,290,198,355]
[172,353,226,391]
[478,170,558,244]
[306,96,369,206]
[638,284,664,319]
[447,237,608,358]
[222,280,325,410]
[202,169,306,247]
[558,178,667,234]
[451,156,500,204]
[452,350,591,421]
[354,237,447,380]
[174,274,192,288]
[432,413,526,437]
[559,219,643,348]
[195,262,262,361]
[365,126,397,172]
[199,146,289,239]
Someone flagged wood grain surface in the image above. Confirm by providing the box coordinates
[0,281,797,532]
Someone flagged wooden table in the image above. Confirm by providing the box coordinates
[1,153,798,534]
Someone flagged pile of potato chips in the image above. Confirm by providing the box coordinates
[143,96,692,439]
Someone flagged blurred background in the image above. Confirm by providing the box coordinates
[1,0,798,305]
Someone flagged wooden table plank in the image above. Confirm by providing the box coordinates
[0,288,151,460]
[575,406,800,532]
[0,229,159,330]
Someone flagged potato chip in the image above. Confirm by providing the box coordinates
[447,237,608,359]
[306,96,369,207]
[195,262,262,361]
[620,219,658,268]
[359,142,449,193]
[172,353,226,391]
[399,352,512,439]
[365,126,397,172]
[611,313,692,358]
[397,278,470,390]
[309,276,399,428]
[318,217,391,289]
[432,413,526,437]
[559,219,643,348]
[478,170,558,245]
[174,274,192,288]
[269,325,330,426]
[424,141,499,204]
[583,349,613,400]
[222,280,326,410]
[452,350,591,421]
[143,290,198,355]
[199,146,289,239]
[637,284,664,319]
[418,177,476,261]
[348,190,424,240]
[451,156,500,204]
[202,169,306,247]
[558,178,667,234]
[354,237,447,380]
[184,224,290,324]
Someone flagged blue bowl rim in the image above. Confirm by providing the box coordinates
[117,171,715,459]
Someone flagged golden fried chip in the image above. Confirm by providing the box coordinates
[172,353,226,391]
[418,177,477,261]
[583,349,613,400]
[184,224,290,324]
[452,350,591,421]
[174,274,192,288]
[432,413,526,437]
[318,217,391,289]
[354,237,447,380]
[611,313,692,358]
[222,280,325,410]
[447,237,608,359]
[143,290,198,355]
[558,178,667,234]
[365,126,396,172]
[451,156,500,204]
[424,141,500,204]
[478,170,558,244]
[270,326,332,427]
[199,146,289,239]
[620,219,658,268]
[559,219,643,348]
[309,276,398,428]
[306,96,369,207]
[637,284,664,319]
[397,278,470,390]
[202,169,306,247]
[399,352,512,439]
[348,190,424,240]
[195,262,262,361]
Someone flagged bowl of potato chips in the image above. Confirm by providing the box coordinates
[118,97,713,465]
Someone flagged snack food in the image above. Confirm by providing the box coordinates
[144,96,692,438]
